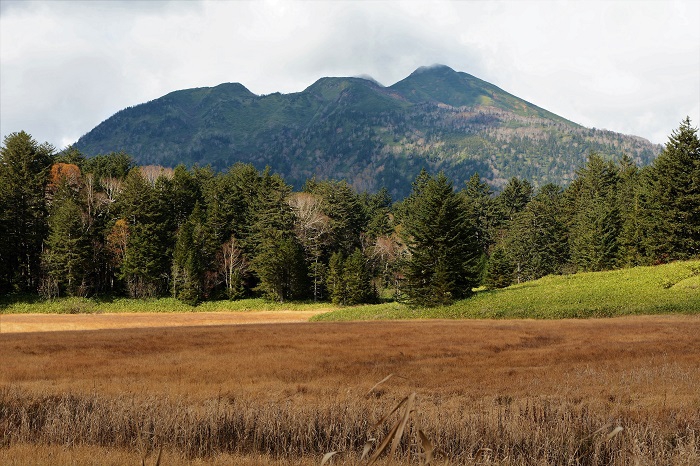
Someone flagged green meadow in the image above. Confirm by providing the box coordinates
[313,259,700,321]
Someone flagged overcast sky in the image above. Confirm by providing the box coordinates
[1,0,699,150]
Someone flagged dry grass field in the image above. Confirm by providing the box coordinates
[1,315,699,464]
[0,310,326,333]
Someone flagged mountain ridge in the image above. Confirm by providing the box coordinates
[74,65,661,198]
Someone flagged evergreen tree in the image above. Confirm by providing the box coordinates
[253,234,308,302]
[54,146,87,170]
[616,155,645,266]
[327,251,346,305]
[305,179,364,256]
[250,169,309,301]
[83,151,134,180]
[504,183,569,283]
[461,173,496,284]
[342,248,375,305]
[566,154,622,272]
[494,177,533,226]
[483,245,513,289]
[359,187,393,240]
[42,180,92,297]
[641,117,700,261]
[401,171,480,305]
[206,163,262,254]
[0,131,54,292]
[116,169,173,297]
[170,165,203,229]
[172,204,212,304]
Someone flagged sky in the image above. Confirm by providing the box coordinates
[1,0,699,150]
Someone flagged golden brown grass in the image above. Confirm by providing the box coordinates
[1,316,699,464]
[0,310,325,333]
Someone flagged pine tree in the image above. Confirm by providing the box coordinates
[0,131,54,293]
[494,177,533,226]
[461,173,496,284]
[42,181,92,297]
[483,245,513,289]
[504,183,569,283]
[642,117,700,261]
[116,169,173,297]
[250,169,309,301]
[616,155,645,266]
[566,154,622,272]
[401,171,480,305]
[342,248,375,305]
[327,251,345,305]
[253,234,308,302]
[305,179,364,256]
[172,204,212,305]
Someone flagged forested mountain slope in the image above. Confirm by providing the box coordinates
[75,65,661,198]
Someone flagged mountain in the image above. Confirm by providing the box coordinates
[74,65,661,198]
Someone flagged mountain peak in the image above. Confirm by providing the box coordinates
[74,66,661,198]
[409,64,456,76]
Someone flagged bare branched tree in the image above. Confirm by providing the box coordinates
[288,192,331,301]
[219,236,248,299]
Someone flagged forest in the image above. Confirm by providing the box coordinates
[0,118,698,306]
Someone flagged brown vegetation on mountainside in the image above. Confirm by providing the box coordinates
[1,316,699,464]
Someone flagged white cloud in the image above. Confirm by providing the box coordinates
[1,0,698,149]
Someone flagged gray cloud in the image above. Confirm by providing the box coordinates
[1,0,698,149]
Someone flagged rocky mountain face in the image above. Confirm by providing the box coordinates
[75,65,661,198]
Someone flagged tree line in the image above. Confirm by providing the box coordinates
[0,118,697,305]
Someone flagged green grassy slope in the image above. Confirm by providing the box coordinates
[312,260,700,321]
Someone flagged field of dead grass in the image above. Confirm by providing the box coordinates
[0,310,325,333]
[2,316,699,464]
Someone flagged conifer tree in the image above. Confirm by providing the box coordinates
[172,204,212,304]
[0,131,54,292]
[116,169,173,297]
[305,179,364,256]
[483,245,513,289]
[461,173,496,283]
[401,171,480,305]
[504,183,568,283]
[642,117,700,261]
[327,251,346,305]
[342,248,375,305]
[42,184,92,297]
[250,169,309,301]
[616,155,646,266]
[566,154,621,271]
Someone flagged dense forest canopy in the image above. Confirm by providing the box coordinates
[0,118,698,305]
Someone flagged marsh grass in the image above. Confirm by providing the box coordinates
[2,316,699,464]
[1,387,697,465]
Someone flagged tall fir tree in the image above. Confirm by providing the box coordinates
[401,171,480,305]
[503,183,569,283]
[641,117,700,261]
[172,204,212,304]
[250,169,309,301]
[0,131,54,292]
[616,155,646,267]
[566,154,622,272]
[116,169,173,297]
[42,179,92,297]
[461,173,496,284]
